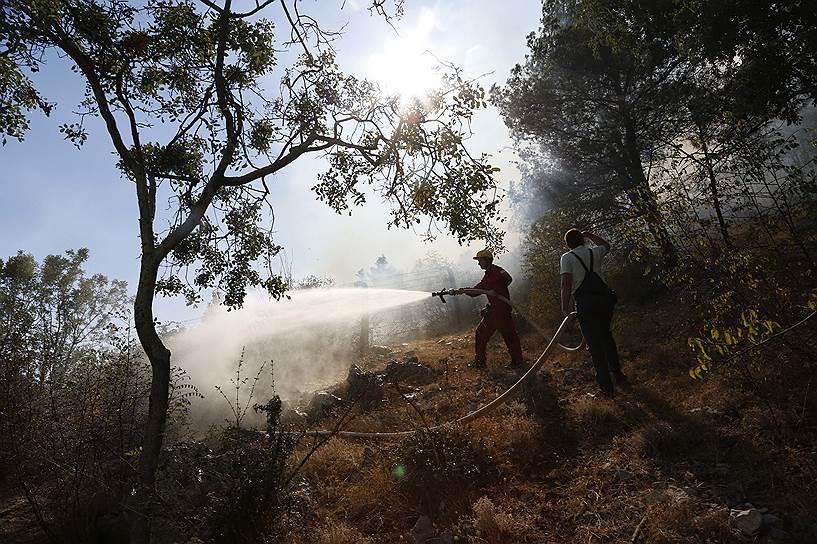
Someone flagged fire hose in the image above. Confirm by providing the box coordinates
[301,289,584,439]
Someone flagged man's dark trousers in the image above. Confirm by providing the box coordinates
[475,310,523,366]
[577,306,620,391]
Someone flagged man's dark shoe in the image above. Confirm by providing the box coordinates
[613,372,630,387]
[504,360,525,370]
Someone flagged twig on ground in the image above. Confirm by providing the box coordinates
[630,512,648,543]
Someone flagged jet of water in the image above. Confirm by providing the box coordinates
[166,288,431,430]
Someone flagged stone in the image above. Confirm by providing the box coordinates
[382,359,434,385]
[346,364,384,406]
[730,508,762,537]
[280,408,308,425]
[411,515,436,544]
[370,344,392,355]
[307,391,342,421]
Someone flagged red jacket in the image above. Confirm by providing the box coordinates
[471,264,513,314]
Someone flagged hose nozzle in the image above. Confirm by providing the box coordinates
[431,288,459,303]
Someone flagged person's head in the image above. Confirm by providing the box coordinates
[564,228,585,249]
[473,249,493,270]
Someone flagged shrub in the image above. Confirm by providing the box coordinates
[394,426,496,508]
[208,396,298,544]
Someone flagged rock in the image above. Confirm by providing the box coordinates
[730,508,763,537]
[280,408,308,425]
[382,359,434,385]
[307,391,342,421]
[411,515,436,544]
[370,344,392,355]
[346,364,384,406]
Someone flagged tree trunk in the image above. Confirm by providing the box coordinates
[697,125,733,248]
[128,259,170,544]
[622,114,679,266]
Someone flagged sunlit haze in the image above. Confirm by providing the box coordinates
[367,8,444,99]
[0,1,543,323]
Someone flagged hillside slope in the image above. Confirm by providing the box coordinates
[289,303,817,544]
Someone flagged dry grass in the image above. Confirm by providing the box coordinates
[467,401,543,468]
[310,519,375,544]
[286,297,817,544]
[466,496,543,544]
[638,492,732,543]
[568,394,628,446]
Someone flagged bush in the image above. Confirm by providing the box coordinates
[155,396,299,544]
[394,426,496,508]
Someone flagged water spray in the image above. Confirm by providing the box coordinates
[301,287,585,438]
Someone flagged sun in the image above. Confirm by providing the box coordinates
[367,9,443,100]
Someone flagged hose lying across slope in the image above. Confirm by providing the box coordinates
[302,289,583,439]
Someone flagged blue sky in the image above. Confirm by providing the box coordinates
[0,1,543,322]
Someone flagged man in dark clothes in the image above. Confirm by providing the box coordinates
[560,228,627,396]
[455,249,524,369]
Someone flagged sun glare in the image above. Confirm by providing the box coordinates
[367,9,443,100]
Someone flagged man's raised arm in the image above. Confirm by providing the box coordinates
[582,231,610,250]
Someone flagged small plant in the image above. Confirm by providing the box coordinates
[394,426,496,508]
[214,348,268,428]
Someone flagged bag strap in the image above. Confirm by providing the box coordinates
[569,250,589,272]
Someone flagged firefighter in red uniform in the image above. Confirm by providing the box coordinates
[455,250,524,369]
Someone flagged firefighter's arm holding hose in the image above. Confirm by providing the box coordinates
[455,287,495,297]
[454,266,512,298]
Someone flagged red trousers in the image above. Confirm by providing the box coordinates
[475,311,523,365]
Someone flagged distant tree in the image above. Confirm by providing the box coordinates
[0,1,502,540]
[294,273,334,290]
[0,248,128,381]
[368,254,398,286]
[0,249,140,540]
